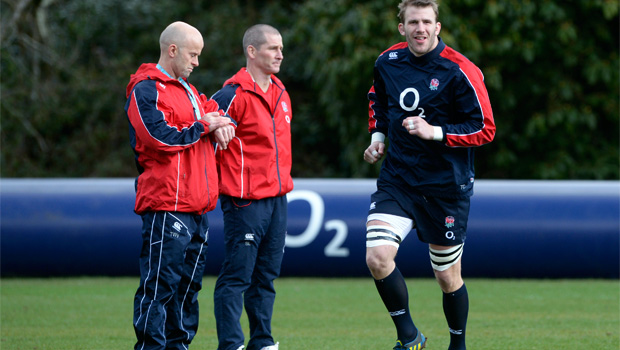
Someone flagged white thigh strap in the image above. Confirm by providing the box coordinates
[366,225,402,248]
[429,244,464,271]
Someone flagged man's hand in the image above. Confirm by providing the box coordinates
[363,141,385,164]
[402,116,434,140]
[213,125,235,150]
[201,112,230,132]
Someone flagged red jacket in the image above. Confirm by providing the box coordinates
[125,63,220,215]
[212,68,294,199]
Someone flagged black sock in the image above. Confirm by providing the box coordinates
[443,283,469,350]
[374,267,417,343]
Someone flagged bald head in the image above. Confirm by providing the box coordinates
[158,21,204,79]
[160,21,203,54]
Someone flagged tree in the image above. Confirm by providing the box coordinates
[439,0,619,179]
[285,0,619,179]
[1,0,618,179]
[1,0,183,177]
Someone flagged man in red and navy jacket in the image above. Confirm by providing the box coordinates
[210,24,292,350]
[125,21,233,350]
[362,1,495,350]
[212,68,293,200]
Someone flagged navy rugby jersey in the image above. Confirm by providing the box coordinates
[368,37,495,198]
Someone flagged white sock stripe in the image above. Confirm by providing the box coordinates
[389,309,406,316]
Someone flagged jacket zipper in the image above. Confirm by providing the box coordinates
[271,89,284,196]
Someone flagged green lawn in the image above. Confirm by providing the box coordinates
[1,277,618,349]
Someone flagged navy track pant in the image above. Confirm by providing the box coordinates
[214,195,287,350]
[134,211,209,350]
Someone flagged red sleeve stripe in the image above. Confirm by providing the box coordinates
[440,47,495,147]
[368,86,378,132]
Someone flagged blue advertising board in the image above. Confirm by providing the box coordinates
[1,179,618,278]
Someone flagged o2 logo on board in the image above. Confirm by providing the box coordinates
[285,190,350,257]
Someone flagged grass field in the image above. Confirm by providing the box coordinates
[1,277,618,349]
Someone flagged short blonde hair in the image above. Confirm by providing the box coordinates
[398,0,439,23]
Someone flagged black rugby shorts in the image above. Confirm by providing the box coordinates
[369,180,470,246]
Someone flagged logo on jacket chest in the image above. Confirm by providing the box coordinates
[281,101,291,124]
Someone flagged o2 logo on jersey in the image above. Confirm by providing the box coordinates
[399,88,426,117]
[399,88,419,112]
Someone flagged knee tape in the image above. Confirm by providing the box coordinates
[366,225,402,248]
[366,214,413,248]
[429,244,464,271]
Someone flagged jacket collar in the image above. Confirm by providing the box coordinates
[407,37,446,66]
[224,68,285,93]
